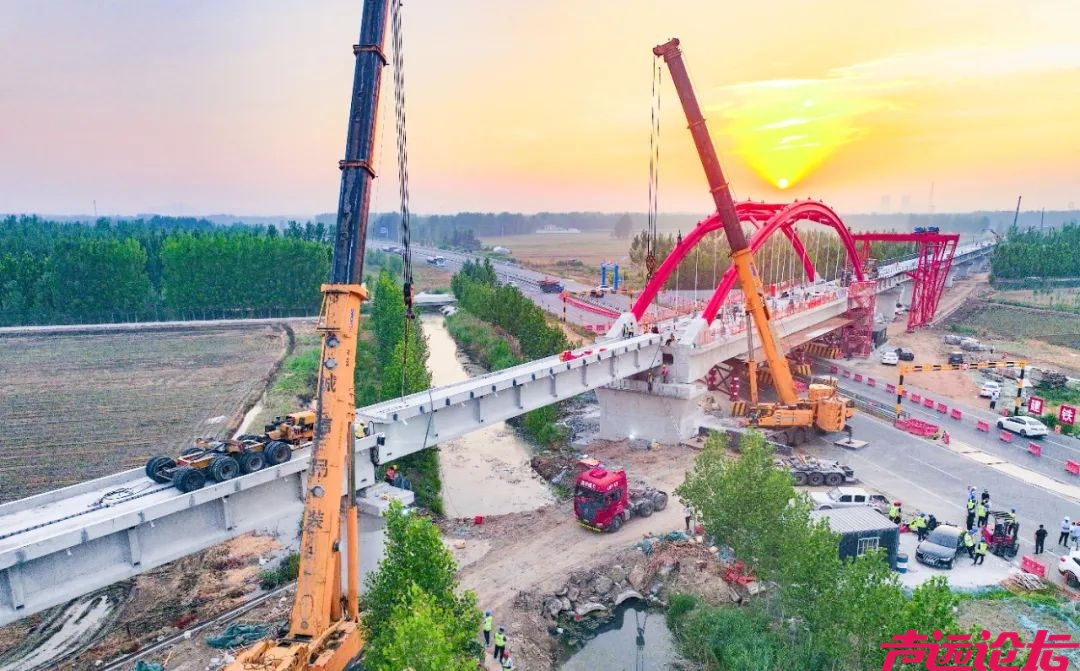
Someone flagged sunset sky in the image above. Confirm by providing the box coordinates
[2,1,1078,218]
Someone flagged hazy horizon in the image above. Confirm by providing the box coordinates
[3,1,1078,216]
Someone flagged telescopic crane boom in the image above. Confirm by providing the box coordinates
[227,1,390,669]
[653,39,852,438]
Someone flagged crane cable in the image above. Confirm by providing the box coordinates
[391,0,415,398]
[646,57,661,283]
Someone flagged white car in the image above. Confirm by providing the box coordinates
[996,415,1048,438]
[809,487,890,511]
[880,350,899,365]
[979,381,1001,398]
[1059,550,1080,587]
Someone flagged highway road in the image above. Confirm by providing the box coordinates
[803,363,1080,587]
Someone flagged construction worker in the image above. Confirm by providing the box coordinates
[965,498,977,530]
[980,488,990,506]
[973,538,988,565]
[975,500,988,528]
[493,626,507,661]
[1035,524,1048,555]
[384,464,397,486]
[888,501,902,525]
[967,485,977,502]
[500,650,514,669]
[684,505,693,533]
[962,530,976,559]
[482,610,493,646]
[910,513,926,541]
[1060,517,1072,547]
[661,364,670,384]
[989,388,1000,411]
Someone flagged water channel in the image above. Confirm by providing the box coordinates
[558,601,677,670]
[421,312,555,518]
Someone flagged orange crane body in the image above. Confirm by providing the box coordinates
[227,0,391,668]
[653,39,852,438]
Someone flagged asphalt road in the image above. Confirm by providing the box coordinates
[802,368,1079,588]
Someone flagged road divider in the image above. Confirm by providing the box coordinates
[976,420,990,432]
[1029,442,1043,457]
[951,409,963,420]
[1000,431,1014,443]
[1066,460,1080,475]
[1021,556,1047,579]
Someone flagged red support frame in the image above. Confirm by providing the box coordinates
[852,232,959,331]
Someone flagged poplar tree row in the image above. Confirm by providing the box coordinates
[0,215,330,325]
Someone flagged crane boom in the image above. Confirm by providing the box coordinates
[228,1,390,669]
[652,38,798,405]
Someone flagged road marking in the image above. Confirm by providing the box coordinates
[946,439,1080,503]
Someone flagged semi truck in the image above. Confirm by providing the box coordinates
[574,465,668,533]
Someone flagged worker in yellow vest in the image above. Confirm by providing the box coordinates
[482,610,493,646]
[975,501,988,527]
[962,530,975,559]
[910,513,926,541]
[973,539,988,565]
[493,626,507,661]
[888,501,902,524]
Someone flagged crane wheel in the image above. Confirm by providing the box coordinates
[172,466,206,493]
[637,500,655,517]
[209,455,240,482]
[264,441,292,466]
[793,472,808,486]
[145,456,175,484]
[825,473,843,487]
[808,473,825,487]
[651,492,668,511]
[238,451,265,474]
[794,428,808,446]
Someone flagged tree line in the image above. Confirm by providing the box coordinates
[0,215,339,326]
[991,223,1080,279]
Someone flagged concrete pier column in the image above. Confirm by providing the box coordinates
[596,381,704,444]
[352,483,415,589]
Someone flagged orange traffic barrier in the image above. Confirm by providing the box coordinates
[922,398,935,408]
[886,384,896,394]
[867,378,877,387]
[911,393,922,403]
[854,374,863,383]
[1021,556,1047,578]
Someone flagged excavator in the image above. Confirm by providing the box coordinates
[653,39,853,446]
[225,1,391,668]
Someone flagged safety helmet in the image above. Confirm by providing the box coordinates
[485,610,492,616]
[894,500,901,505]
[498,626,506,632]
[1011,507,1016,512]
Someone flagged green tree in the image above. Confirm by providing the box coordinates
[362,501,479,668]
[613,213,635,239]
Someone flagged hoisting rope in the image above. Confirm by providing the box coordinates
[646,57,661,282]
[391,0,415,398]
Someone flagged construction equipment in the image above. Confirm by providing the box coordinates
[981,510,1019,558]
[775,455,854,487]
[539,277,564,293]
[653,39,853,445]
[261,410,317,443]
[225,0,391,668]
[145,436,299,493]
[574,465,669,533]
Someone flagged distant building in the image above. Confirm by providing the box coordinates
[535,225,581,234]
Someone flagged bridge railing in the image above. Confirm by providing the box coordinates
[693,286,847,347]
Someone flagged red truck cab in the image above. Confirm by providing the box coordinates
[575,467,629,532]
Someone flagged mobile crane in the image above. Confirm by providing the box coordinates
[653,39,853,444]
[226,1,391,668]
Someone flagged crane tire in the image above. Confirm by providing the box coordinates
[145,456,175,484]
[793,472,808,486]
[238,450,265,474]
[209,455,240,482]
[173,466,206,493]
[825,473,843,487]
[808,473,825,487]
[264,441,292,466]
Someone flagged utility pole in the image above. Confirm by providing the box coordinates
[1041,208,1046,232]
[1012,196,1022,230]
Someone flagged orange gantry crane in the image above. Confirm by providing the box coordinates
[226,1,392,668]
[652,39,854,445]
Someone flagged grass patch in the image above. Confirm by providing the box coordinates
[948,323,979,336]
[259,552,300,589]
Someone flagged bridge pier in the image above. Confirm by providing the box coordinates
[596,381,704,444]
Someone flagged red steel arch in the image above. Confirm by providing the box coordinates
[631,200,865,324]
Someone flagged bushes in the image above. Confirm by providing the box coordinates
[259,552,300,589]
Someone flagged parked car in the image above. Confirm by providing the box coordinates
[810,487,890,511]
[915,524,966,569]
[895,348,915,361]
[880,350,899,365]
[979,381,1001,398]
[589,285,612,298]
[1059,550,1080,587]
[997,415,1048,438]
[948,351,964,365]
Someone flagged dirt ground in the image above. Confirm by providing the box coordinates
[0,325,291,502]
[849,273,1080,403]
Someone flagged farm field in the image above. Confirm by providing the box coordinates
[480,231,635,284]
[991,286,1080,311]
[0,325,291,503]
